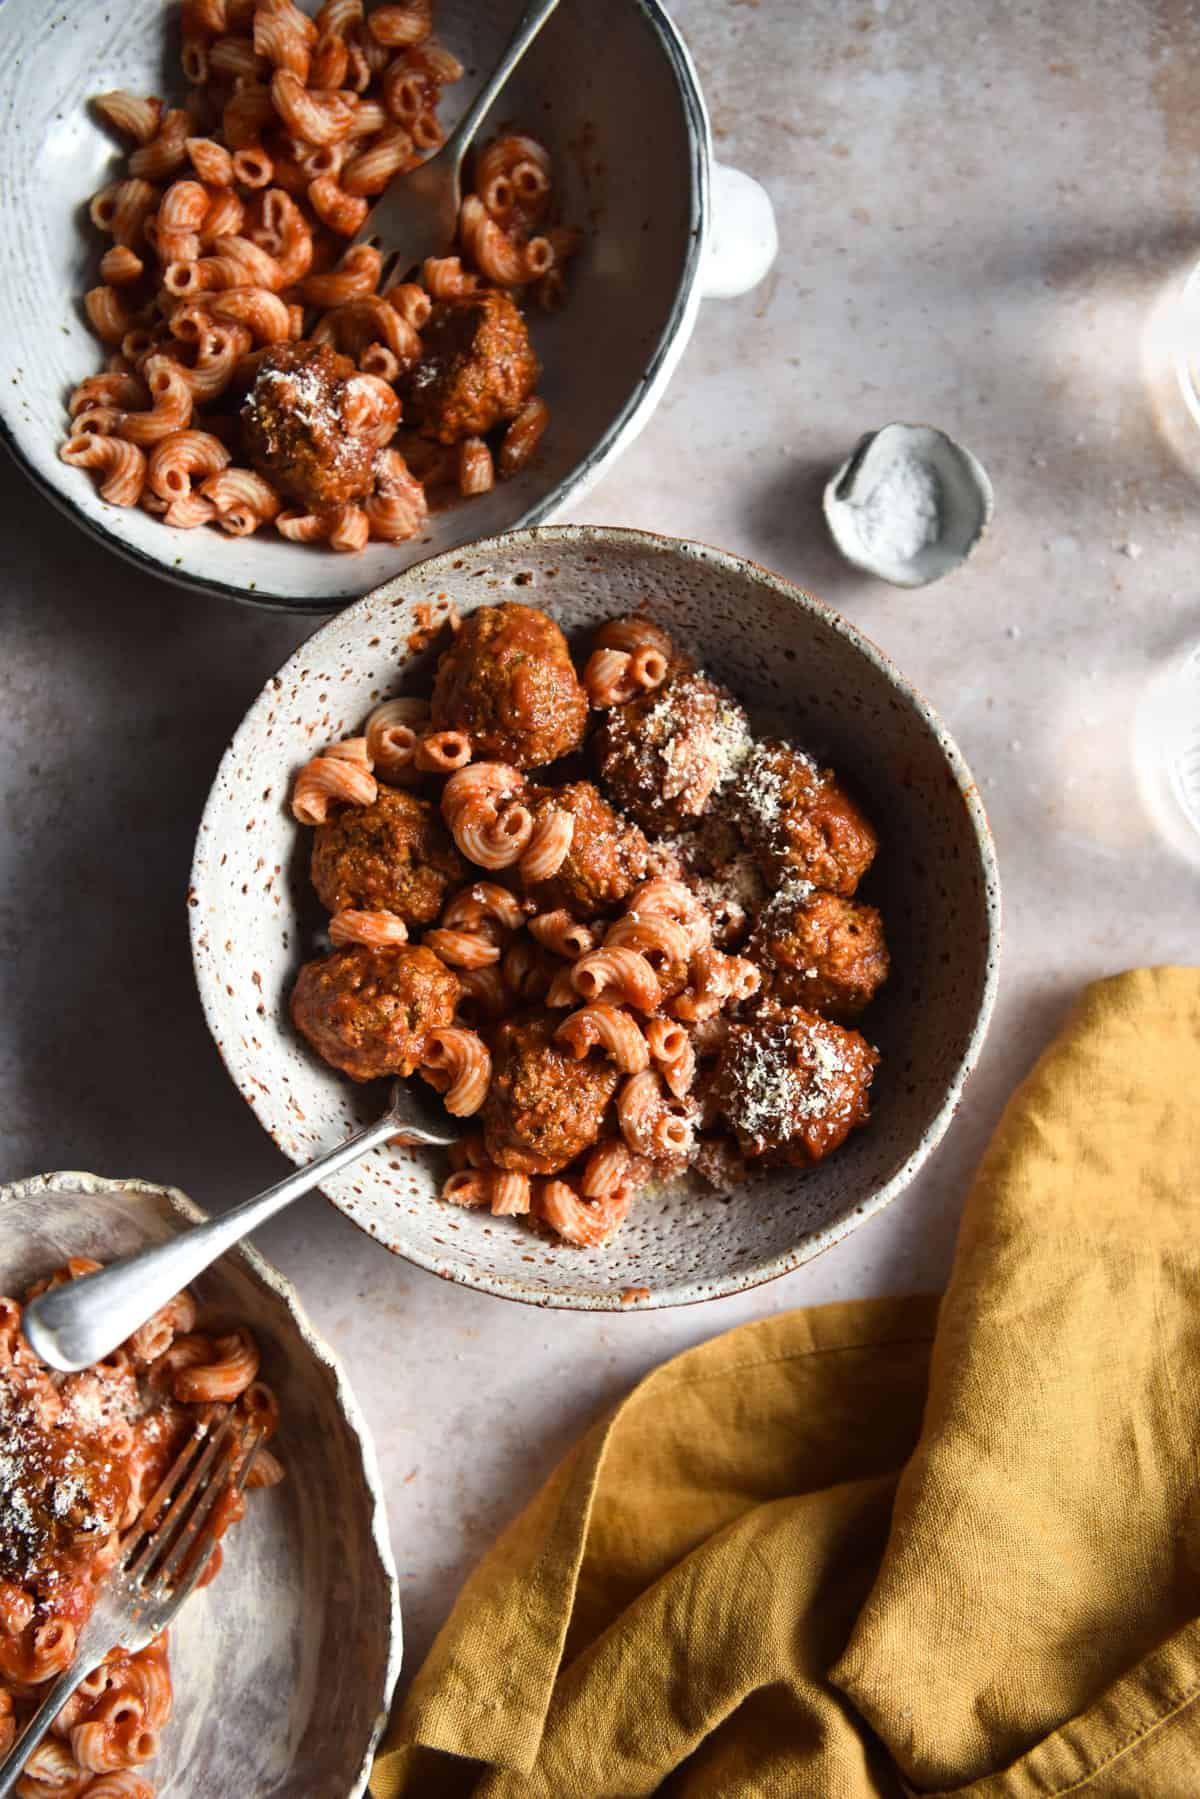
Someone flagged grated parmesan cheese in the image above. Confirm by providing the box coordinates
[720,1014,855,1155]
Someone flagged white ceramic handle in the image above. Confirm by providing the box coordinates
[701,162,778,301]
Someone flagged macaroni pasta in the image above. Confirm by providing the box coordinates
[61,1,583,550]
[0,1264,282,1797]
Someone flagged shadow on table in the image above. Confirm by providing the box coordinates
[0,455,313,1211]
[742,219,1200,613]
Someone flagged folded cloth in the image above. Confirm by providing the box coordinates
[372,967,1200,1798]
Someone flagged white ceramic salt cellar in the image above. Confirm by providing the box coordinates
[823,422,994,588]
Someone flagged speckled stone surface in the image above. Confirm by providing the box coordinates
[1,0,1198,1697]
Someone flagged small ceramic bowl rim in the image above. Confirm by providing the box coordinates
[822,421,996,590]
[0,1168,403,1798]
[0,0,711,615]
[190,523,1003,1310]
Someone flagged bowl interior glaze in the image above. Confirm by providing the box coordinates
[0,1172,400,1799]
[0,0,704,610]
[191,527,1001,1309]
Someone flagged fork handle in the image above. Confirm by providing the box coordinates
[0,1659,96,1798]
[442,0,563,166]
[21,1107,408,1374]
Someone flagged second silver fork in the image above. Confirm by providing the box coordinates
[0,1409,261,1799]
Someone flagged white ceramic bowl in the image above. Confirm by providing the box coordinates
[0,1171,400,1799]
[0,0,775,613]
[191,525,1002,1310]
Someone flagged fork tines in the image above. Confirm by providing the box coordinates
[122,1409,264,1602]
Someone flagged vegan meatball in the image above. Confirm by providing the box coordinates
[733,740,878,896]
[747,882,889,1020]
[402,290,540,444]
[712,1005,877,1165]
[668,811,767,949]
[311,786,464,927]
[593,668,752,836]
[522,781,652,918]
[431,602,588,768]
[241,342,378,512]
[482,1009,619,1175]
[290,943,460,1082]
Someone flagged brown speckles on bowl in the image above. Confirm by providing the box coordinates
[190,526,1001,1312]
[0,1172,399,1798]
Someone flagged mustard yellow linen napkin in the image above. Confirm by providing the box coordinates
[372,967,1200,1798]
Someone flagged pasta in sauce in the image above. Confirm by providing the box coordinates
[0,1263,282,1795]
[60,0,581,551]
[288,602,892,1248]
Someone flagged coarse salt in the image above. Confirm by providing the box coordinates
[854,457,942,563]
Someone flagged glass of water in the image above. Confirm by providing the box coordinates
[1135,640,1200,862]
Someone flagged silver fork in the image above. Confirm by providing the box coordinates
[22,1077,460,1376]
[0,1409,262,1798]
[350,0,563,291]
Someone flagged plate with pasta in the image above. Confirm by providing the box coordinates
[191,525,1001,1309]
[0,1171,400,1798]
[0,0,734,609]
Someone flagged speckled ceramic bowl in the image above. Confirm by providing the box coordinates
[0,0,775,612]
[190,526,1001,1309]
[0,1172,400,1799]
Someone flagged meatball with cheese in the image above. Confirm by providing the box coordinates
[431,602,588,768]
[733,740,878,896]
[593,668,752,836]
[241,342,379,512]
[747,883,889,1021]
[290,944,459,1082]
[712,1005,878,1165]
[402,290,539,445]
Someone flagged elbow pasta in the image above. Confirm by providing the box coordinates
[171,1327,260,1402]
[570,946,662,1013]
[441,882,526,933]
[200,465,282,534]
[498,397,551,480]
[536,1179,634,1248]
[628,879,713,956]
[604,910,692,971]
[441,762,533,869]
[555,1004,651,1074]
[670,948,762,1022]
[582,647,638,710]
[645,1016,697,1100]
[544,961,579,1008]
[501,936,557,1003]
[528,910,595,960]
[517,806,574,883]
[581,620,671,708]
[59,435,147,507]
[329,908,409,948]
[454,965,510,1022]
[617,1069,695,1162]
[291,741,377,824]
[423,925,501,969]
[413,729,471,772]
[0,1263,282,1798]
[420,1027,491,1114]
[65,0,580,546]
[363,446,428,542]
[364,696,429,780]
[578,1138,634,1199]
